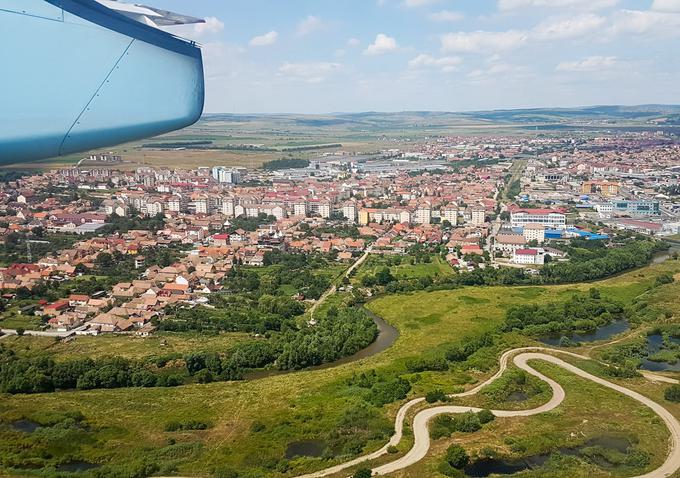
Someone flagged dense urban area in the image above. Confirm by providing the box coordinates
[1,117,680,478]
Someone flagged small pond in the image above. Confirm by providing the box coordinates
[540,320,630,346]
[465,435,631,477]
[56,462,101,473]
[285,440,326,459]
[506,391,528,403]
[12,420,40,433]
[641,334,680,372]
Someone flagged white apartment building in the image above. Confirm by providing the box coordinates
[470,207,486,226]
[211,167,242,184]
[414,205,432,225]
[440,206,459,226]
[342,203,357,222]
[522,224,546,244]
[511,209,566,229]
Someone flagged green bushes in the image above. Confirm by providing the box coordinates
[353,468,372,478]
[405,356,449,373]
[425,389,448,403]
[665,384,680,402]
[503,292,626,338]
[445,333,495,363]
[164,420,211,432]
[431,411,484,439]
[446,444,470,468]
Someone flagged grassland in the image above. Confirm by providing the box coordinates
[1,259,679,477]
[390,360,671,478]
[0,332,250,362]
[355,255,454,283]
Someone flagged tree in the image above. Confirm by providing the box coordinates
[353,468,372,478]
[446,445,470,469]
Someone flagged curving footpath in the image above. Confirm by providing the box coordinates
[293,347,680,478]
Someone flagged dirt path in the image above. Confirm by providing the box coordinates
[294,347,680,478]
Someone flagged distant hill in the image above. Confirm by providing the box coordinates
[204,105,680,129]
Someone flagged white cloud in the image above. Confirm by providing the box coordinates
[498,0,618,11]
[347,37,361,47]
[194,17,225,36]
[429,10,464,22]
[440,30,528,53]
[556,55,618,71]
[249,31,279,47]
[532,14,606,40]
[296,15,324,36]
[402,0,440,7]
[652,0,680,12]
[468,63,526,80]
[610,9,680,36]
[409,54,462,72]
[278,62,342,83]
[364,33,399,55]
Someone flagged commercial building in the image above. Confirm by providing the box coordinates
[510,208,567,229]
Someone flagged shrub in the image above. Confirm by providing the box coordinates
[251,421,266,433]
[446,444,470,469]
[425,389,448,404]
[353,468,372,478]
[477,409,495,424]
[665,384,680,403]
[164,420,210,432]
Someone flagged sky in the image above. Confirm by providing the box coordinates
[152,0,680,114]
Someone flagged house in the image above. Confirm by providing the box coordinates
[494,234,526,255]
[512,248,545,265]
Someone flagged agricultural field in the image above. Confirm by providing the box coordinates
[1,258,679,477]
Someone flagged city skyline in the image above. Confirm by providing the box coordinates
[154,0,680,113]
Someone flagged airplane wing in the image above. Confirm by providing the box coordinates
[0,0,206,164]
[95,0,205,27]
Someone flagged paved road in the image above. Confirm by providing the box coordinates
[293,347,680,478]
[0,326,86,338]
[309,247,372,319]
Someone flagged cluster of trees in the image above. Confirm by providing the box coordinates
[99,212,166,234]
[227,213,277,232]
[346,368,412,407]
[160,295,302,335]
[358,240,668,297]
[540,239,667,284]
[503,289,626,338]
[2,304,377,393]
[276,307,378,370]
[262,158,310,170]
[169,307,378,381]
[431,410,495,440]
[0,231,80,265]
[0,347,186,394]
[361,267,396,287]
[142,140,213,149]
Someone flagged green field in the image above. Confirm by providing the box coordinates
[1,259,679,477]
[355,255,454,284]
[0,332,250,362]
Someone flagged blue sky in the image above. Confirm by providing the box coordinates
[153,0,680,113]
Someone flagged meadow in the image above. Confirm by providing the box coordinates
[1,258,679,477]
